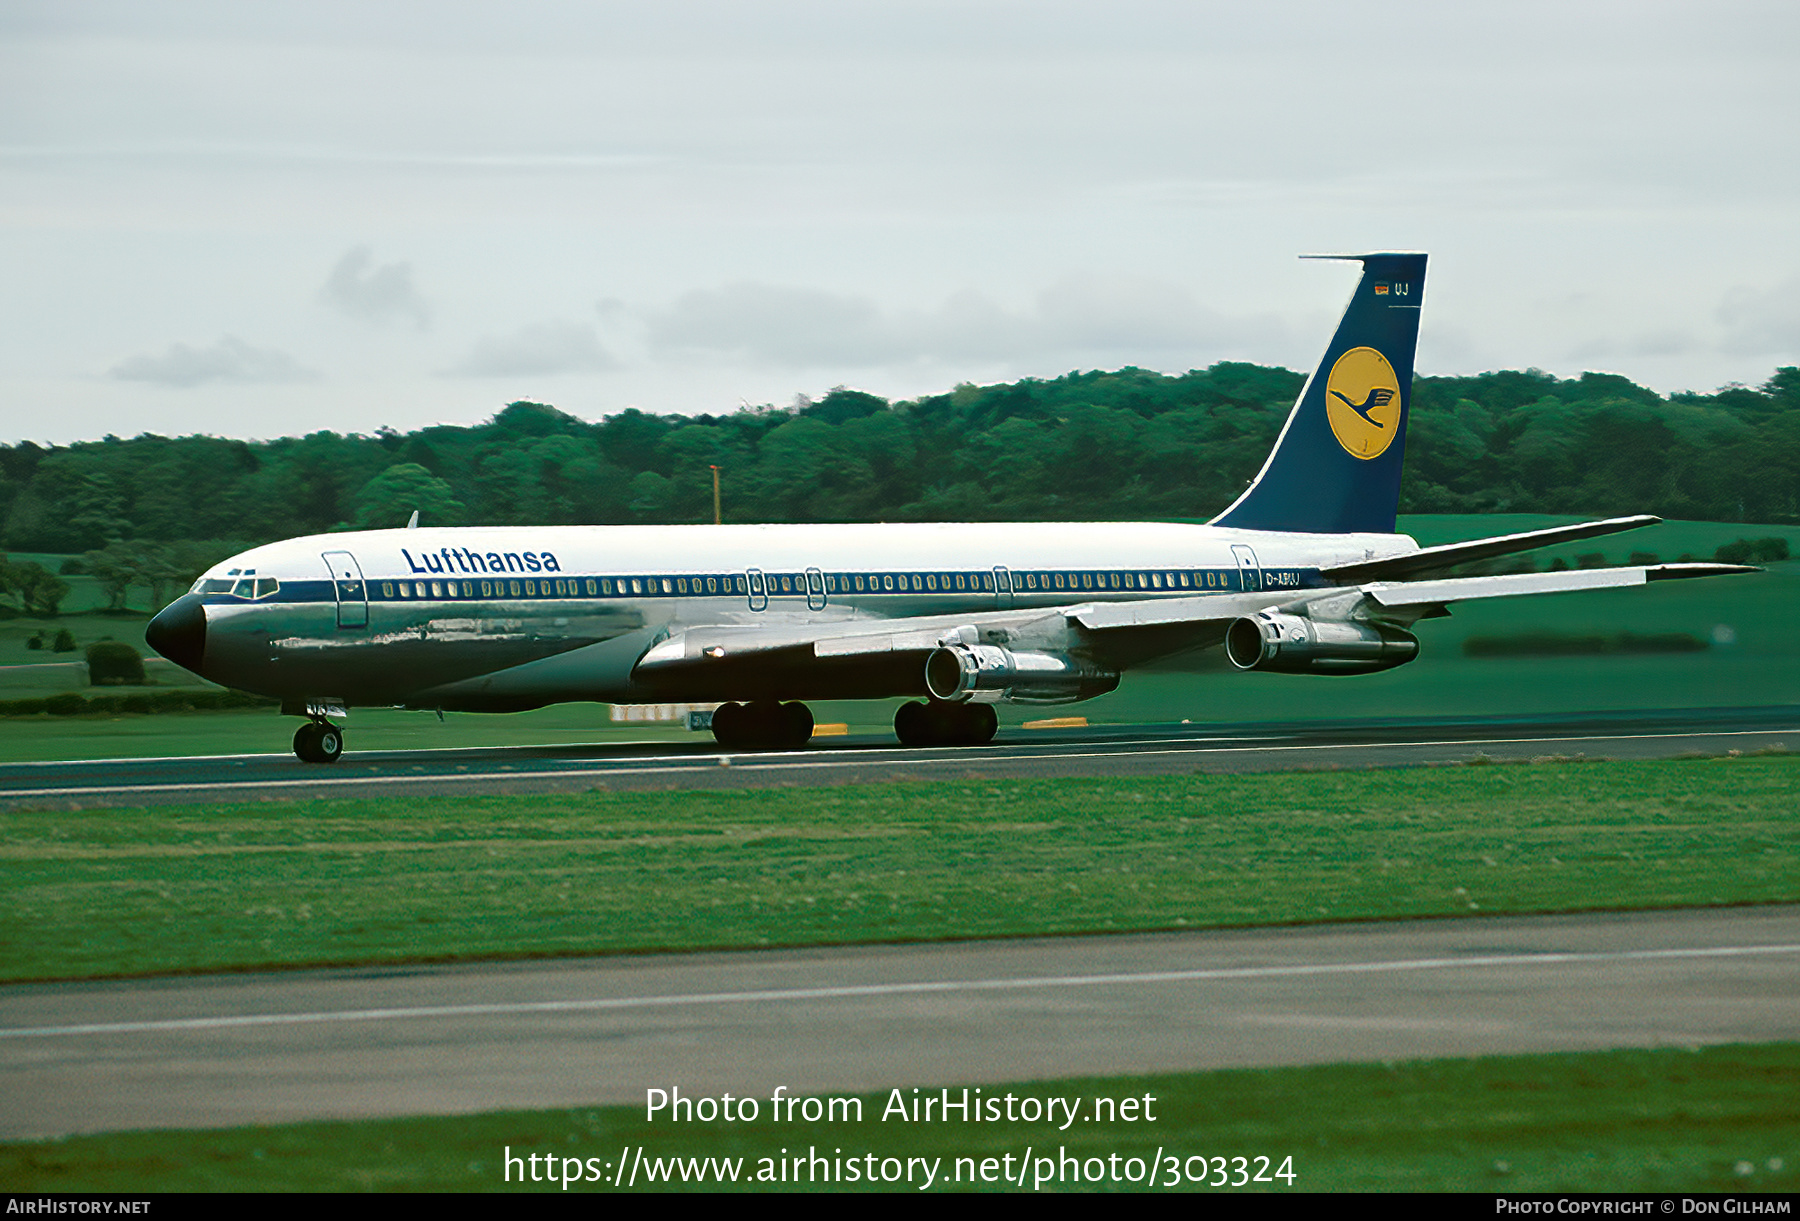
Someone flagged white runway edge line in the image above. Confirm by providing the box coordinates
[4,943,1796,1040]
[0,733,1264,779]
[5,727,1798,800]
[0,733,1269,770]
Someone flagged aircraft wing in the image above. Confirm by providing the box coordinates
[633,561,1756,683]
[1074,561,1752,627]
[1319,515,1662,584]
[1358,561,1756,608]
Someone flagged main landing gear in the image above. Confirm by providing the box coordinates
[293,720,344,763]
[893,700,998,747]
[710,699,814,750]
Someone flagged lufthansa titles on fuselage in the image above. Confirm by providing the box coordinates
[402,545,562,575]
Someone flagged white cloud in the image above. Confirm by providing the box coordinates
[320,245,430,326]
[448,321,615,377]
[106,336,317,387]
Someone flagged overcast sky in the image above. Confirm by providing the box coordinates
[3,0,1797,444]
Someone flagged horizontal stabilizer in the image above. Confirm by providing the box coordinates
[1320,515,1662,585]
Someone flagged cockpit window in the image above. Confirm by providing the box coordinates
[193,569,279,598]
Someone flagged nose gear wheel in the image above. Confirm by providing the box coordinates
[293,721,344,763]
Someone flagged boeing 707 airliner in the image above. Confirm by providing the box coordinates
[145,253,1752,761]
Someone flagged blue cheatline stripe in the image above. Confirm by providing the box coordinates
[201,567,1329,608]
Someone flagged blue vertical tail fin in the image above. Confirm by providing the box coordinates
[1210,252,1427,534]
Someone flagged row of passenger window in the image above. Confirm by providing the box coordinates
[375,568,1245,602]
[382,576,749,600]
[840,570,1232,593]
[1008,569,1228,592]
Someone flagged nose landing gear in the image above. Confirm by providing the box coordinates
[293,720,344,763]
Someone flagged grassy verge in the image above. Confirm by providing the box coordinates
[4,1044,1794,1192]
[3,758,1795,983]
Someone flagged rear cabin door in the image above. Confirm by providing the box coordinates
[1231,544,1262,593]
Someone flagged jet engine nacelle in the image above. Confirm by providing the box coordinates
[924,644,1119,705]
[1225,611,1419,675]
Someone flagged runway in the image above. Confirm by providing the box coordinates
[2,705,1797,809]
[1,905,1795,1139]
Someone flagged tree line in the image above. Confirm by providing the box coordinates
[2,362,1796,615]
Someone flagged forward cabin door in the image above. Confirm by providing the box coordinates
[745,568,768,612]
[321,551,369,628]
[992,566,1013,609]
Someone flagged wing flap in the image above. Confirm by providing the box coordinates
[1070,591,1283,632]
[632,609,1056,674]
[813,629,949,658]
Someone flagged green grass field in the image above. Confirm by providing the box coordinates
[4,759,1795,983]
[5,1044,1794,1192]
[4,752,1795,1195]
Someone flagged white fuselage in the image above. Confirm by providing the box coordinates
[183,521,1413,711]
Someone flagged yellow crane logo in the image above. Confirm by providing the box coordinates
[1324,346,1401,459]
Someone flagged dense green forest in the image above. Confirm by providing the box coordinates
[2,362,1797,613]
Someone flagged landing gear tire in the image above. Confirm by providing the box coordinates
[894,700,997,747]
[293,721,344,763]
[894,700,929,746]
[711,700,748,748]
[959,702,998,745]
[712,700,814,750]
[778,700,814,748]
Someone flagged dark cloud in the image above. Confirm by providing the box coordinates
[448,321,615,377]
[107,336,317,387]
[645,276,1288,370]
[320,246,429,326]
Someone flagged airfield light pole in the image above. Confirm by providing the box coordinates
[710,465,722,525]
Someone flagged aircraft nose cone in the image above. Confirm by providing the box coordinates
[146,594,207,673]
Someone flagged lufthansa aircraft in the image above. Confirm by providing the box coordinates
[145,253,1751,762]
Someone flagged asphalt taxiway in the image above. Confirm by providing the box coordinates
[2,905,1796,1139]
[2,706,1796,809]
